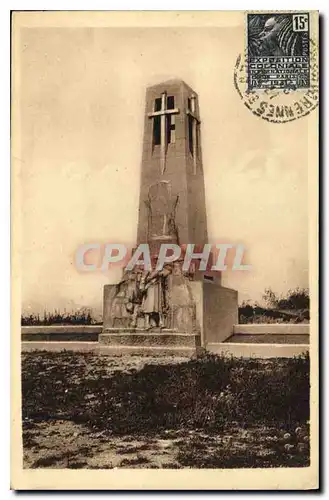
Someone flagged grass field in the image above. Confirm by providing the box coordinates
[22,352,310,469]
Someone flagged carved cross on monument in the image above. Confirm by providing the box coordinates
[148,91,180,175]
[186,94,200,174]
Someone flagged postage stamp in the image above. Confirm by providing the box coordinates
[247,13,310,90]
[234,12,318,124]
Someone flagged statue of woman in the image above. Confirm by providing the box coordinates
[140,265,172,329]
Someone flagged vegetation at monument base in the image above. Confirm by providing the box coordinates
[21,308,98,326]
[22,352,310,468]
[239,287,310,324]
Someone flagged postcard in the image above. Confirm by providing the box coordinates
[11,10,319,490]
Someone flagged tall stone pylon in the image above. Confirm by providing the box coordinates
[101,80,238,355]
[136,80,209,258]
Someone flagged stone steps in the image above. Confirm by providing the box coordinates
[232,324,309,334]
[207,342,309,358]
[21,323,310,358]
[21,340,309,358]
[207,323,310,358]
[99,330,201,355]
[224,323,310,345]
[225,334,309,344]
[21,341,198,357]
[99,331,201,347]
[21,328,202,356]
[21,325,102,342]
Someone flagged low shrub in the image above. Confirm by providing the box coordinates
[21,308,97,326]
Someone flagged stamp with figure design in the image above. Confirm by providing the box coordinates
[247,13,310,90]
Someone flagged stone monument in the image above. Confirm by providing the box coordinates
[100,80,238,355]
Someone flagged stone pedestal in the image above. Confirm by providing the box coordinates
[102,276,238,356]
[189,281,238,346]
[99,328,202,356]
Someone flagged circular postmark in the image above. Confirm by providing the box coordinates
[234,41,319,123]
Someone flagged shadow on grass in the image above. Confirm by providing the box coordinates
[22,352,309,435]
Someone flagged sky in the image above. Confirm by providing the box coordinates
[18,23,310,318]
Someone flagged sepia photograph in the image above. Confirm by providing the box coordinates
[11,10,319,490]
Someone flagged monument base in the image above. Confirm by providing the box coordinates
[102,272,238,355]
[189,282,238,346]
[99,329,202,357]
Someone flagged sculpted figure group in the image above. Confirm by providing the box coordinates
[116,264,172,330]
